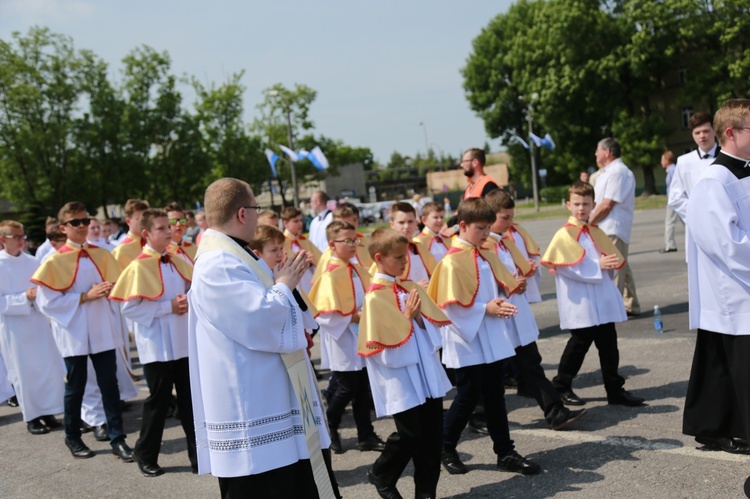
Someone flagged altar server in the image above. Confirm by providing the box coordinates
[0,220,65,435]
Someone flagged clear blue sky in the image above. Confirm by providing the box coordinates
[1,0,513,164]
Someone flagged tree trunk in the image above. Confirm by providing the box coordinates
[641,164,656,195]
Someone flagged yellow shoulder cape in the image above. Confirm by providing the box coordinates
[510,223,541,256]
[31,242,121,291]
[358,276,451,357]
[309,260,370,316]
[413,229,451,253]
[541,217,625,269]
[112,235,144,267]
[427,239,520,308]
[483,235,533,277]
[284,231,322,266]
[109,247,193,301]
[166,241,197,264]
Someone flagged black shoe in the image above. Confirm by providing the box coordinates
[497,450,541,475]
[695,436,750,455]
[550,408,587,430]
[659,248,677,253]
[133,452,165,477]
[27,417,50,435]
[329,429,343,454]
[7,395,18,407]
[607,390,645,406]
[65,438,94,459]
[112,440,134,462]
[441,449,468,475]
[516,387,536,399]
[367,468,403,499]
[468,414,489,435]
[357,434,386,452]
[41,415,63,430]
[559,390,586,406]
[94,424,109,442]
[80,421,94,433]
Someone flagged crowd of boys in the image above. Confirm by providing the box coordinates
[3,98,748,498]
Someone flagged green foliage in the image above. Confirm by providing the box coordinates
[463,0,750,195]
[0,27,374,230]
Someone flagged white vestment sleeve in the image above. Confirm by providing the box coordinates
[120,298,172,328]
[194,255,306,354]
[667,165,689,221]
[315,313,351,340]
[35,286,82,328]
[554,260,604,284]
[0,290,31,316]
[443,301,486,343]
[687,177,750,288]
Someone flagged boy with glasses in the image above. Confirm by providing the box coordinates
[309,221,385,455]
[32,202,134,462]
[164,203,197,265]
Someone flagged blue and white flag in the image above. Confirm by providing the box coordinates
[264,149,279,178]
[279,144,300,162]
[529,132,543,148]
[511,134,530,150]
[307,146,330,171]
[542,133,556,151]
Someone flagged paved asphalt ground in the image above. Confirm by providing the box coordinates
[2,207,748,498]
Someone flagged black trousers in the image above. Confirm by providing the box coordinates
[218,450,341,499]
[326,369,374,440]
[683,329,750,440]
[372,397,443,497]
[514,342,566,424]
[135,358,196,467]
[63,349,123,444]
[443,360,514,457]
[552,322,625,395]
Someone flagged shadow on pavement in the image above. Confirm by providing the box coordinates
[445,436,684,498]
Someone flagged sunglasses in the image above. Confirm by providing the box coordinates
[169,218,188,226]
[64,218,91,227]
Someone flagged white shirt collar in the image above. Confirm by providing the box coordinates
[698,143,718,158]
[374,272,396,282]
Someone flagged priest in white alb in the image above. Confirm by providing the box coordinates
[188,178,340,498]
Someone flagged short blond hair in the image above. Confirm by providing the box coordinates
[333,203,359,220]
[420,201,443,219]
[0,220,23,237]
[204,178,253,227]
[325,220,355,242]
[257,210,279,225]
[248,225,285,252]
[124,199,150,218]
[714,99,750,146]
[367,227,408,259]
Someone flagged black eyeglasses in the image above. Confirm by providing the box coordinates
[333,239,358,245]
[64,218,91,227]
[242,205,263,214]
[4,234,27,241]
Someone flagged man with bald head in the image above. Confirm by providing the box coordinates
[188,178,339,498]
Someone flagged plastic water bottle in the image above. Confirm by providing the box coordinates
[653,305,664,334]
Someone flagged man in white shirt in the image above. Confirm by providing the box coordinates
[35,216,60,263]
[682,99,750,455]
[308,190,333,252]
[589,138,641,316]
